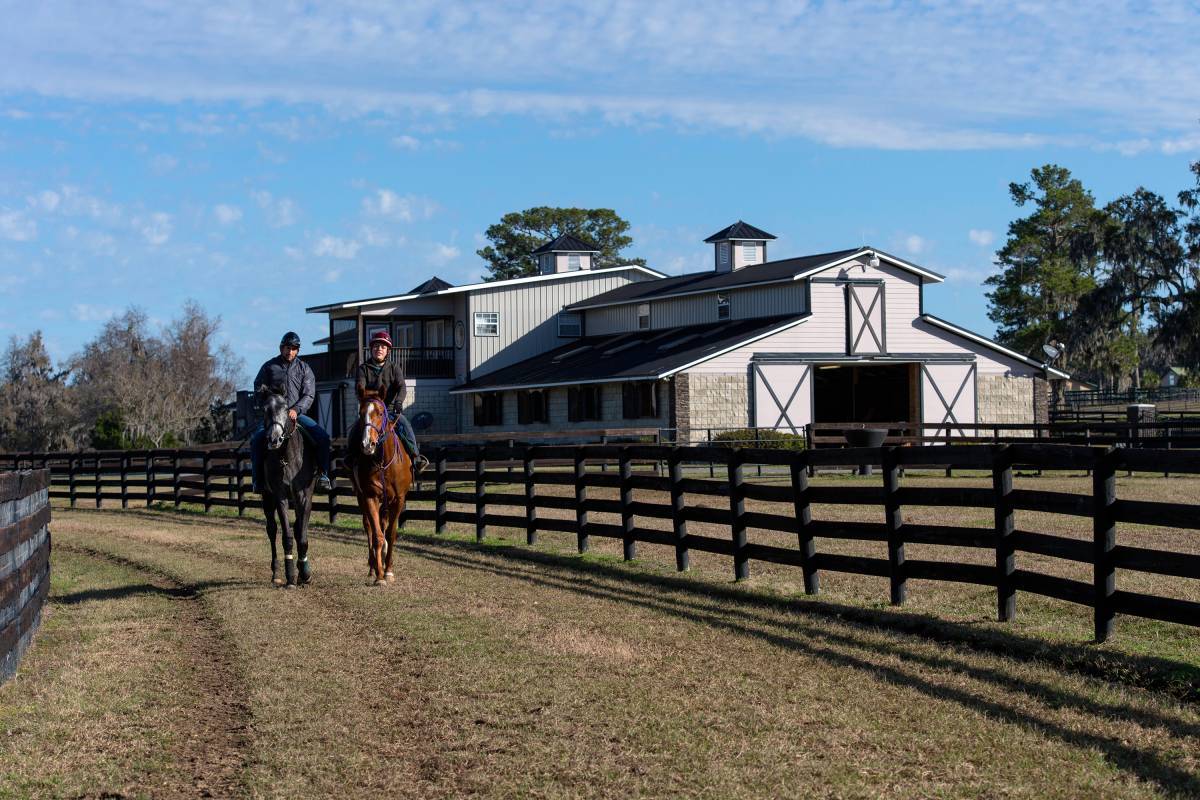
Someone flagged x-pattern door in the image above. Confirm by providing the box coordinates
[920,363,977,438]
[845,282,885,355]
[753,363,812,435]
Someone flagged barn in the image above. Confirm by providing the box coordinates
[306,222,1068,440]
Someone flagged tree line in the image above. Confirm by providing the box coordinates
[0,302,241,452]
[986,157,1200,390]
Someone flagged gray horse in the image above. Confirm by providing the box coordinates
[260,388,316,587]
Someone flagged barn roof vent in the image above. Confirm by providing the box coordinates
[705,221,776,273]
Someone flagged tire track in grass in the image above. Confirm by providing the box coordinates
[55,543,254,799]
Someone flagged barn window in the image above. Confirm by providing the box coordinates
[558,312,582,338]
[718,242,730,267]
[567,253,581,271]
[637,303,651,330]
[473,392,504,426]
[568,385,603,422]
[742,241,758,265]
[716,293,730,320]
[474,311,499,337]
[622,382,658,419]
[517,389,549,424]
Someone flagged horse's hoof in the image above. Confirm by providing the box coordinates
[285,583,297,590]
[384,572,395,583]
[272,576,285,586]
[373,578,387,587]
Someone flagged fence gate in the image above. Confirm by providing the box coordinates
[921,362,977,437]
[845,281,886,355]
[752,362,812,435]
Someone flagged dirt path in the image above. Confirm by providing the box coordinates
[2,507,1199,799]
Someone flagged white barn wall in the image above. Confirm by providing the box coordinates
[584,280,807,335]
[468,271,647,377]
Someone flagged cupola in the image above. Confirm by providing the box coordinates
[704,221,776,272]
[532,233,601,275]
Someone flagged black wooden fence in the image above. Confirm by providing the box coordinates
[1,469,51,684]
[3,444,1199,643]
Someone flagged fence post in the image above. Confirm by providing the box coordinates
[619,447,636,561]
[435,447,448,534]
[202,452,212,513]
[236,455,246,517]
[120,454,129,509]
[574,447,589,553]
[992,444,1016,622]
[728,448,749,581]
[94,456,102,508]
[523,446,537,545]
[173,452,181,510]
[1092,447,1118,643]
[791,450,818,594]
[474,445,486,542]
[669,448,689,571]
[882,446,906,605]
[68,455,77,508]
[145,454,155,508]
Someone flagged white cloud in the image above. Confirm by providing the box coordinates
[283,245,305,260]
[150,154,179,174]
[359,225,393,247]
[252,190,299,227]
[362,189,437,222]
[430,242,459,264]
[942,266,994,285]
[323,268,342,282]
[29,190,60,212]
[0,210,36,241]
[136,212,172,246]
[391,134,420,150]
[902,234,927,256]
[313,235,361,260]
[214,204,243,225]
[72,303,117,322]
[968,229,995,247]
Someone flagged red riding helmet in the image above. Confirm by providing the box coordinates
[368,330,393,349]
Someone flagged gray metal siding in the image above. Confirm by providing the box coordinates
[584,281,809,335]
[468,273,641,377]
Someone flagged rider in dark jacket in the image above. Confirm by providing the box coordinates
[250,331,333,492]
[349,330,427,473]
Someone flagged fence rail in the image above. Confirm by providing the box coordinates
[5,442,1200,643]
[1,469,51,685]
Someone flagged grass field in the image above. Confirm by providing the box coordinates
[2,471,1199,798]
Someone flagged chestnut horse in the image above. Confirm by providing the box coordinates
[348,390,413,585]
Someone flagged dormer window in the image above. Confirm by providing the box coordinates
[637,303,651,330]
[558,312,582,337]
[718,243,730,268]
[567,253,581,271]
[742,242,758,265]
[716,293,730,320]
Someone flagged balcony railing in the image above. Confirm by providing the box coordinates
[363,346,456,379]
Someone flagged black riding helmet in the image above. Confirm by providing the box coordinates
[280,331,302,348]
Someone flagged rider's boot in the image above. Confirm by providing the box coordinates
[316,472,333,492]
[414,454,430,474]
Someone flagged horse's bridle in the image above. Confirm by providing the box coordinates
[363,398,400,471]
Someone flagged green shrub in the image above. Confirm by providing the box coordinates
[709,428,806,450]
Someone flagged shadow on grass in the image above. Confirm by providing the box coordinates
[387,534,1200,797]
[53,579,247,606]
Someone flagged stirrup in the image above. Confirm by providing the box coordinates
[414,455,430,474]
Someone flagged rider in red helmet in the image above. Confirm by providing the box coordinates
[347,329,428,474]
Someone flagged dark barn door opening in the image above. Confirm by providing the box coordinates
[813,364,913,424]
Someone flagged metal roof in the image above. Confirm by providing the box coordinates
[704,220,777,243]
[531,233,601,254]
[566,248,861,310]
[450,314,810,393]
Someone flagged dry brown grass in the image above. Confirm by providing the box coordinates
[3,474,1198,797]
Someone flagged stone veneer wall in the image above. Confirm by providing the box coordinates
[684,372,750,442]
[339,379,459,436]
[976,374,1036,426]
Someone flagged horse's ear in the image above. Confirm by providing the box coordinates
[360,388,380,401]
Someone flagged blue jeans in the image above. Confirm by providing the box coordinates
[251,414,332,488]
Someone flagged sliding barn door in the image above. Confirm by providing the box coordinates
[753,363,812,434]
[921,363,976,438]
[845,282,885,355]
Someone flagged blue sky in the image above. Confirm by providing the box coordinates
[2,1,1199,384]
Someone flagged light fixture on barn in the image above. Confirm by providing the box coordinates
[868,251,881,268]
